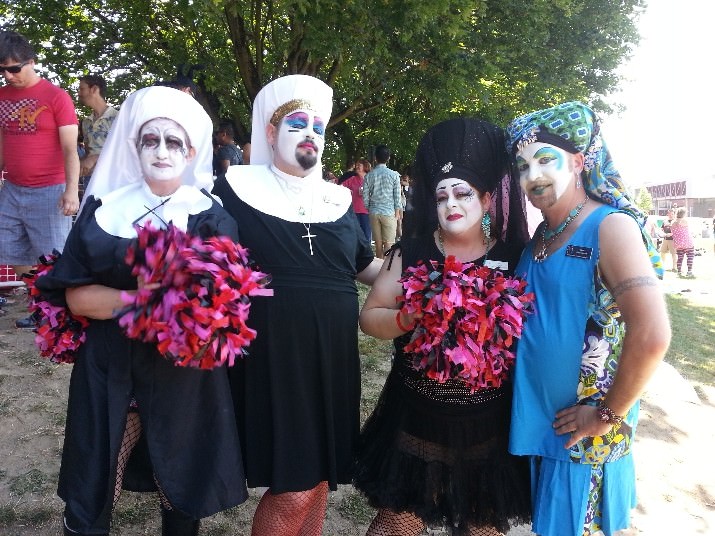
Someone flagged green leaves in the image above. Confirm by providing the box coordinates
[2,0,642,169]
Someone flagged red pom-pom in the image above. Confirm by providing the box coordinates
[25,252,90,364]
[398,255,534,391]
[116,223,272,369]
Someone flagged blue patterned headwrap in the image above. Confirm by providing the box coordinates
[505,101,663,278]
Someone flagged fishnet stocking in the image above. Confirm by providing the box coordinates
[114,411,142,505]
[113,411,173,511]
[366,509,504,536]
[466,526,503,536]
[155,474,173,510]
[366,509,425,536]
[251,481,328,536]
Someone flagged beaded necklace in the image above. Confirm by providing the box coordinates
[534,196,588,262]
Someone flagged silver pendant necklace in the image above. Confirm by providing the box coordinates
[273,171,316,255]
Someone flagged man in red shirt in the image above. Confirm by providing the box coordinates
[0,31,79,327]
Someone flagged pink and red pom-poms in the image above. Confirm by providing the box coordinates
[398,255,534,391]
[24,251,90,364]
[117,223,272,369]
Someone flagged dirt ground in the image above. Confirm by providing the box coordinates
[0,247,713,535]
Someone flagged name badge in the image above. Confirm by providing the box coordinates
[565,245,592,260]
[484,259,508,271]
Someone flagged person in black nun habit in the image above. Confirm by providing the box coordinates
[36,85,247,536]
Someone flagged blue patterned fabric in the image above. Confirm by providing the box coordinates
[505,101,663,278]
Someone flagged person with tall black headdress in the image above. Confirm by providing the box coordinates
[355,117,532,536]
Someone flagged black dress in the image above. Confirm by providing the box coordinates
[212,177,374,493]
[36,195,248,533]
[353,236,531,535]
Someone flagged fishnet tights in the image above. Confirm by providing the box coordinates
[366,509,504,536]
[251,481,329,536]
[113,411,172,510]
[366,509,425,536]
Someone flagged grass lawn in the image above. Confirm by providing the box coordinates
[0,271,712,535]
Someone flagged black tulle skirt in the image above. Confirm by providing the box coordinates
[353,357,531,535]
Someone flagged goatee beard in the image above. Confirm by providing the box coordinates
[297,152,318,170]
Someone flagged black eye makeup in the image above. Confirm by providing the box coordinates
[140,134,160,149]
[139,133,186,154]
[453,186,475,199]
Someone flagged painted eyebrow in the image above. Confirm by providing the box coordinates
[285,112,309,119]
[532,147,560,158]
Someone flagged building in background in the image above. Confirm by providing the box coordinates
[640,175,715,218]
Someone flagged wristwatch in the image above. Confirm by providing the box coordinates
[597,402,624,425]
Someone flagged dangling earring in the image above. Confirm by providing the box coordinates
[481,213,491,245]
[576,178,582,189]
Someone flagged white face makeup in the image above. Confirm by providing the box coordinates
[435,178,488,236]
[515,142,576,210]
[271,109,325,174]
[137,118,192,183]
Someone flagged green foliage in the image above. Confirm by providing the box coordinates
[337,490,376,525]
[635,186,653,213]
[112,492,156,527]
[1,0,644,166]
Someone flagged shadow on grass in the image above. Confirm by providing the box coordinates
[665,294,715,386]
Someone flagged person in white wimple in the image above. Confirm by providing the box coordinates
[36,86,247,536]
[212,74,382,536]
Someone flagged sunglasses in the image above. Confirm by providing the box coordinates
[0,60,30,74]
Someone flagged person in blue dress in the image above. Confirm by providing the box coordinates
[505,102,671,536]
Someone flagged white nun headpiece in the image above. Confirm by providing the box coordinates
[250,75,333,166]
[83,85,214,207]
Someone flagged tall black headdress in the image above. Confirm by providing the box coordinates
[405,117,528,247]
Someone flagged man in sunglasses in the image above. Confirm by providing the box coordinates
[0,30,80,329]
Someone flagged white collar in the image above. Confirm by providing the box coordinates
[94,181,212,238]
[224,164,351,223]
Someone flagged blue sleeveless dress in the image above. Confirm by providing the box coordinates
[510,205,638,536]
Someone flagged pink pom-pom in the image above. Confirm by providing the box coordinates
[398,255,534,391]
[116,223,272,369]
[24,252,90,364]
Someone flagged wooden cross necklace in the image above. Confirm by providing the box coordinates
[273,171,317,255]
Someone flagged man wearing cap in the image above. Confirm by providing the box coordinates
[505,102,670,536]
[0,30,79,328]
[212,74,382,536]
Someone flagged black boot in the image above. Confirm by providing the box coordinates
[161,507,200,536]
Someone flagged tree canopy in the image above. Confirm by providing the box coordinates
[1,0,644,172]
